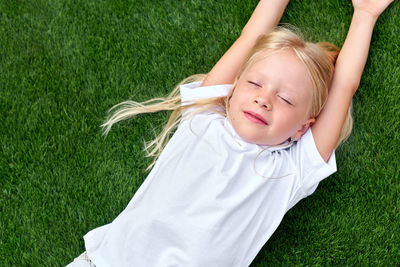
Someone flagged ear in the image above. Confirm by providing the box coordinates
[291,117,316,141]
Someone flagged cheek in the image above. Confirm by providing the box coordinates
[293,95,313,123]
[279,108,306,130]
[227,97,237,121]
[228,91,242,113]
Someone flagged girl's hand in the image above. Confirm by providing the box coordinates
[352,0,395,18]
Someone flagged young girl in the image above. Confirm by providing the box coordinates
[67,0,395,266]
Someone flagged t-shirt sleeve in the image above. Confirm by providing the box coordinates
[179,81,232,106]
[290,128,337,198]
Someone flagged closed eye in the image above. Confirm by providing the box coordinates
[248,81,261,87]
[279,96,293,106]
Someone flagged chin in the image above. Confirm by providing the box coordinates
[231,121,287,146]
[237,131,269,146]
[238,131,288,146]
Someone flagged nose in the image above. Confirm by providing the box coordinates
[254,95,271,110]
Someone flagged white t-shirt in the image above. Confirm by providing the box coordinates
[84,81,336,267]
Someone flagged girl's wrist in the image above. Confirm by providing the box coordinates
[352,9,379,26]
[353,8,380,23]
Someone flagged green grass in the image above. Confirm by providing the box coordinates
[1,0,399,266]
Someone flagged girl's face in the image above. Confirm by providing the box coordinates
[228,49,315,146]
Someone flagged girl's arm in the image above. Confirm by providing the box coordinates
[312,0,395,162]
[202,0,290,87]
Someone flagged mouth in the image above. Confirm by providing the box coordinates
[243,111,268,125]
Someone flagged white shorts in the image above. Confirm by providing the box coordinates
[66,251,96,267]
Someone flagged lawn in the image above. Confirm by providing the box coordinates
[1,0,399,266]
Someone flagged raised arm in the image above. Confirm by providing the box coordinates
[202,0,290,87]
[312,0,395,162]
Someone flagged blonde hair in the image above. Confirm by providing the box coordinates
[101,74,227,170]
[102,26,353,169]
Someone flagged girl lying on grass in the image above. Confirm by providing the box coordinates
[67,0,395,266]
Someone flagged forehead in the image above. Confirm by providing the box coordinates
[243,49,312,95]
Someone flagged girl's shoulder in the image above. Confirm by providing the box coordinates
[289,128,337,196]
